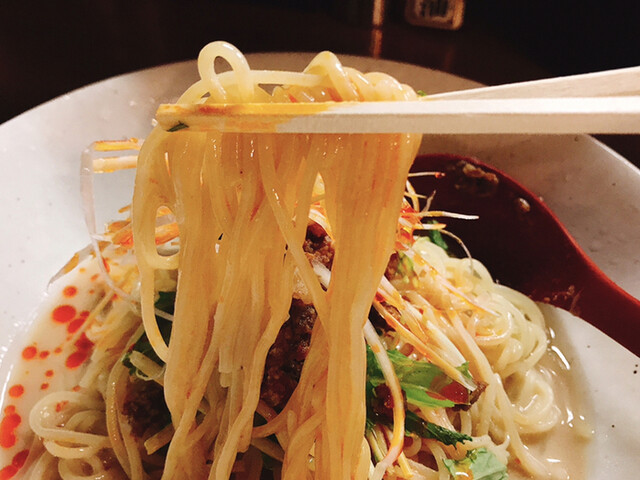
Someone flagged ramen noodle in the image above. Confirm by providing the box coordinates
[0,42,590,480]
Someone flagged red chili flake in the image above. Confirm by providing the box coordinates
[3,407,14,416]
[67,318,85,334]
[53,347,62,354]
[52,305,76,324]
[90,273,99,282]
[71,385,81,392]
[55,401,68,412]
[0,410,21,448]
[102,257,110,273]
[45,370,54,378]
[63,286,78,298]
[40,383,49,391]
[21,347,36,360]
[7,386,23,399]
[440,382,470,405]
[79,310,90,318]
[38,351,50,359]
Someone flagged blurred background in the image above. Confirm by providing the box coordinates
[1,0,639,163]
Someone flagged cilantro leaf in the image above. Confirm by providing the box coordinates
[367,348,443,388]
[365,347,472,446]
[457,361,472,379]
[404,385,455,408]
[443,448,508,480]
[154,291,176,315]
[366,347,468,408]
[405,411,471,446]
[427,222,449,251]
[167,121,189,132]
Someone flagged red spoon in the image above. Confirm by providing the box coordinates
[411,154,640,356]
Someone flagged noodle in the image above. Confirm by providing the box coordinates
[0,41,587,480]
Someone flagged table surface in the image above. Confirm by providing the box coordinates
[1,0,638,166]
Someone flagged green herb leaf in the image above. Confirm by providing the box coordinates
[405,411,471,446]
[427,221,449,251]
[365,416,376,433]
[167,121,189,132]
[404,385,455,408]
[366,346,472,444]
[443,448,508,480]
[458,361,472,379]
[154,291,176,315]
[416,90,428,97]
[366,347,467,407]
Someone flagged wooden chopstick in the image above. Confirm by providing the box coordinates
[156,96,640,135]
[428,65,640,100]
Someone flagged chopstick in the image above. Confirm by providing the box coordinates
[155,96,640,135]
[155,66,640,135]
[428,65,640,100]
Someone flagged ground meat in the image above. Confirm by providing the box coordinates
[369,384,407,424]
[369,384,395,423]
[261,224,403,410]
[122,378,170,439]
[303,222,334,269]
[368,305,387,332]
[260,224,333,410]
[368,301,400,333]
[453,160,499,197]
[260,299,317,410]
[542,284,581,317]
[468,381,488,406]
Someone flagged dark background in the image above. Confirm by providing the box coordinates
[1,0,638,163]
